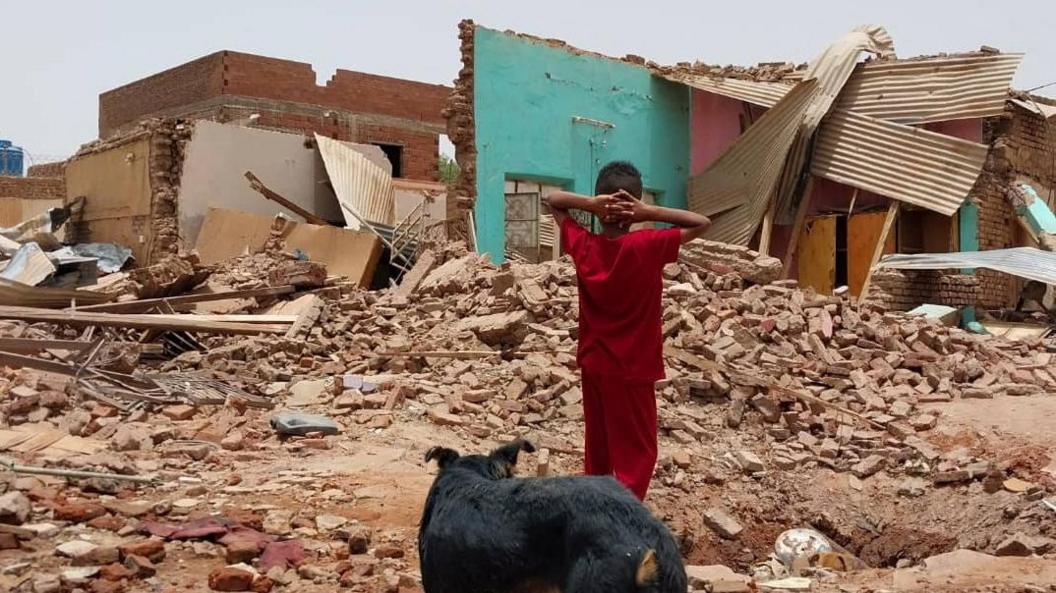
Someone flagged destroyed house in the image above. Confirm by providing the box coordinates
[449,21,1056,312]
[98,50,452,181]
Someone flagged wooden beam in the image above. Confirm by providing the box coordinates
[859,201,901,300]
[73,285,295,313]
[0,307,287,335]
[781,176,816,279]
[245,171,329,225]
[759,201,776,256]
[0,338,93,354]
[846,188,860,216]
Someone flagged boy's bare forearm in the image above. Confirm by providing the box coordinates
[641,204,710,229]
[544,191,596,213]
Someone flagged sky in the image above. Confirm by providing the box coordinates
[3,0,1054,168]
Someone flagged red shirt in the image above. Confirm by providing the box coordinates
[560,217,681,382]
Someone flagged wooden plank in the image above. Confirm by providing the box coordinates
[285,295,323,339]
[0,307,287,335]
[781,176,816,278]
[0,337,92,354]
[798,216,837,295]
[848,211,890,297]
[74,285,295,313]
[195,208,381,287]
[860,201,901,300]
[0,278,114,309]
[759,201,776,256]
[245,171,329,225]
[395,250,437,298]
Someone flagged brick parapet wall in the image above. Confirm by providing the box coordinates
[869,270,980,311]
[27,162,65,178]
[99,51,449,136]
[99,53,225,139]
[0,176,65,200]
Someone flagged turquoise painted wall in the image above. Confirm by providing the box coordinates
[473,27,690,261]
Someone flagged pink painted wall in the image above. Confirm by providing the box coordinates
[924,118,983,143]
[690,90,745,174]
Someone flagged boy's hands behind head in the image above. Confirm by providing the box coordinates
[612,189,652,223]
[592,193,634,224]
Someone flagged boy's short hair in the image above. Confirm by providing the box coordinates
[595,161,643,199]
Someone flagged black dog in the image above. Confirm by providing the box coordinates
[418,439,686,593]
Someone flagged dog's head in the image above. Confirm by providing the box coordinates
[424,439,536,479]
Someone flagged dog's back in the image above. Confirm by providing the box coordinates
[419,441,686,593]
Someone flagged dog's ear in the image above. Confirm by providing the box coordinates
[489,439,536,467]
[425,446,460,469]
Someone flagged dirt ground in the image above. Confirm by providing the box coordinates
[4,390,1054,593]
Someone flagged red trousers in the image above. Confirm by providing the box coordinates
[581,371,658,500]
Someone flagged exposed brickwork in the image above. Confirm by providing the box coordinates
[27,161,65,178]
[67,119,191,263]
[441,20,477,243]
[99,53,225,139]
[872,101,1055,311]
[0,176,65,200]
[98,51,449,181]
[221,52,448,125]
[870,270,980,312]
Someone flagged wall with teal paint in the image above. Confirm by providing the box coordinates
[473,26,690,261]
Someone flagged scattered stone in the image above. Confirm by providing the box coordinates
[33,574,62,593]
[120,538,166,563]
[686,564,751,592]
[123,553,157,578]
[99,562,136,582]
[0,532,19,549]
[0,491,31,525]
[374,544,405,559]
[733,450,764,473]
[346,525,372,554]
[209,566,257,591]
[851,455,885,478]
[315,514,348,531]
[55,539,99,563]
[702,507,743,539]
[162,404,197,421]
[221,431,246,451]
[995,532,1055,557]
[226,540,262,564]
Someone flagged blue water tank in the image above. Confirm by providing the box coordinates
[0,139,24,176]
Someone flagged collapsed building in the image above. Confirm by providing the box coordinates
[446,20,1056,319]
[98,50,451,182]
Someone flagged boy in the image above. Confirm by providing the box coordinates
[544,161,711,500]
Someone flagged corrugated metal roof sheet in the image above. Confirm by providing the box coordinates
[774,26,896,223]
[836,53,1023,124]
[811,110,989,215]
[696,80,821,245]
[662,73,791,107]
[314,133,396,229]
[877,247,1056,285]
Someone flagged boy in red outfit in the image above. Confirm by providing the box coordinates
[545,161,711,500]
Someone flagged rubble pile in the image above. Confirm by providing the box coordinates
[155,240,1053,487]
[1,239,1054,593]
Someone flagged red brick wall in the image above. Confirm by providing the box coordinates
[0,176,65,200]
[971,103,1056,308]
[869,270,979,311]
[98,51,449,181]
[99,51,449,135]
[221,52,449,126]
[99,53,225,138]
[27,161,65,178]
